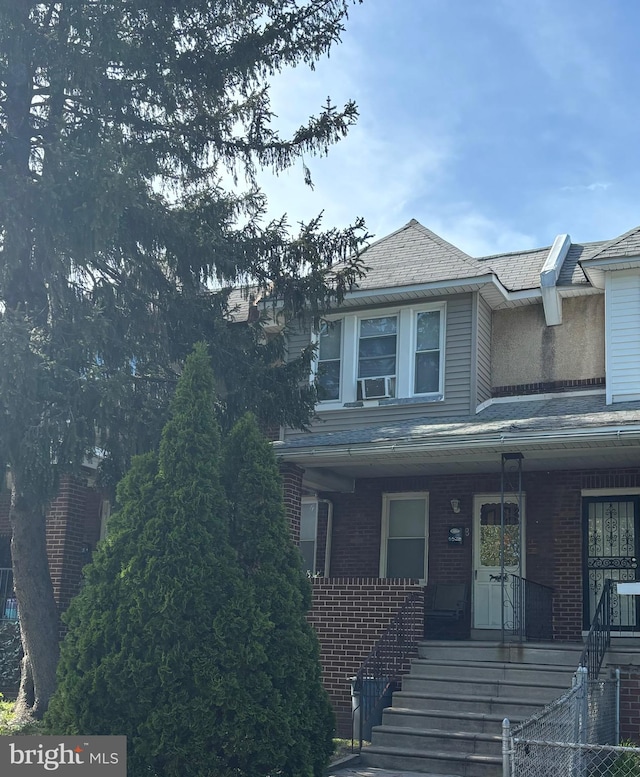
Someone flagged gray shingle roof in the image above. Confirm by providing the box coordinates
[476,246,550,291]
[346,220,637,294]
[586,225,640,261]
[557,241,604,285]
[350,220,484,291]
[276,393,640,451]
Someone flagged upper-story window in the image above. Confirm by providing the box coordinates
[357,316,397,400]
[317,320,342,401]
[415,310,441,394]
[314,303,446,407]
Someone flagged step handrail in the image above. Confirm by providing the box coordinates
[510,574,554,641]
[351,590,423,751]
[578,578,612,680]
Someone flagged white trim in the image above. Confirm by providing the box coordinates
[313,301,446,410]
[475,388,605,414]
[301,496,319,576]
[319,498,333,578]
[277,423,640,462]
[582,488,640,496]
[409,303,446,398]
[380,492,429,583]
[342,274,541,306]
[540,234,571,326]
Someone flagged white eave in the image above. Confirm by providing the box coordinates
[540,234,571,325]
[579,254,640,289]
[338,273,543,311]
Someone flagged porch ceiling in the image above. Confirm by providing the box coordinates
[286,435,640,484]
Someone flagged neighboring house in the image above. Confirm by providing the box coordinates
[0,473,107,624]
[274,220,640,734]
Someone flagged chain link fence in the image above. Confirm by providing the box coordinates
[505,669,640,777]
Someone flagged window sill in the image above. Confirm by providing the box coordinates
[316,394,444,411]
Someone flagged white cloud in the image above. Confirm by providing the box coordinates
[421,208,539,257]
[560,182,612,193]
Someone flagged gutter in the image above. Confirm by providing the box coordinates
[276,424,640,462]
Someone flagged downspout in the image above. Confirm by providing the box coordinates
[319,499,333,578]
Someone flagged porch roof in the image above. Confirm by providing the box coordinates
[274,391,640,480]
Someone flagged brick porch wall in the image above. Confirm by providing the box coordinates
[307,578,423,737]
[619,667,640,742]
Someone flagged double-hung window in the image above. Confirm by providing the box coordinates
[317,321,342,401]
[357,316,397,400]
[414,310,441,395]
[380,493,429,581]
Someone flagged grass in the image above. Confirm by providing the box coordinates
[0,696,44,736]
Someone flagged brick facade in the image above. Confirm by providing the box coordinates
[279,462,304,545]
[307,578,423,736]
[297,467,640,739]
[317,468,640,643]
[0,475,104,614]
[618,667,640,742]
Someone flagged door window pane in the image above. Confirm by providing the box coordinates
[479,503,520,567]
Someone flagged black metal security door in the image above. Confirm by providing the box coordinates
[583,497,640,632]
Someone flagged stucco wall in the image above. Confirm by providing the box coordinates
[491,295,604,388]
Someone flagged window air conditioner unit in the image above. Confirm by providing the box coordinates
[358,376,394,400]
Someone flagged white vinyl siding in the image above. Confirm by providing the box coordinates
[606,270,640,403]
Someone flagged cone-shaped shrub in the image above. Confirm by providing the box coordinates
[223,412,335,777]
[46,345,285,777]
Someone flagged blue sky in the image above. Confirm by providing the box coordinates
[258,0,640,256]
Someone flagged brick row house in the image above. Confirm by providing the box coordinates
[3,220,640,743]
[274,220,640,735]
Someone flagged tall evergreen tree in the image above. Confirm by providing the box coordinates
[223,412,335,777]
[0,0,366,716]
[47,345,297,777]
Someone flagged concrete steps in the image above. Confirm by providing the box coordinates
[360,640,583,777]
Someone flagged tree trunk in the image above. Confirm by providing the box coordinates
[10,484,60,720]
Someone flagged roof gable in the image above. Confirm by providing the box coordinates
[587,225,640,261]
[350,219,483,291]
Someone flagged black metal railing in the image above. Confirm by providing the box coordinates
[352,590,423,750]
[511,574,554,641]
[579,578,612,680]
[0,568,17,622]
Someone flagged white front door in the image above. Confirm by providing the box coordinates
[473,494,525,629]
